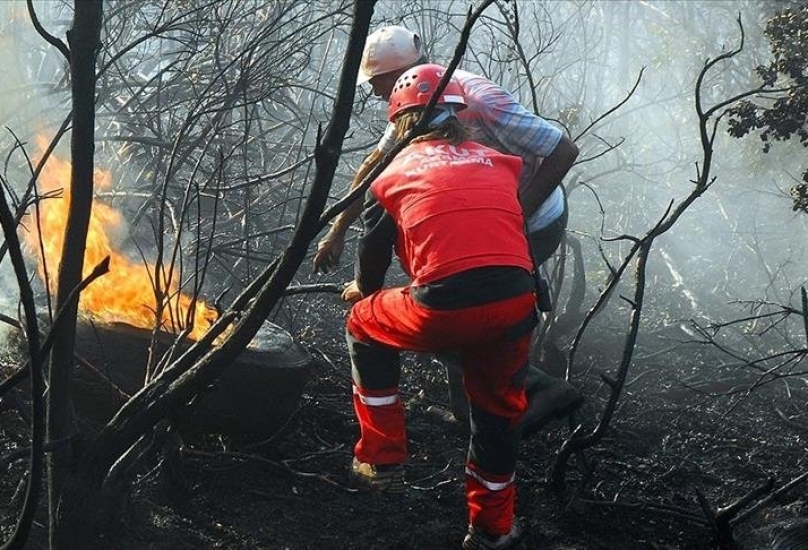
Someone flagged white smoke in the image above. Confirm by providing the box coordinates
[0,1,65,345]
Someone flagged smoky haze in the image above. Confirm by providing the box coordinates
[374,0,807,358]
[0,2,69,344]
[0,0,805,359]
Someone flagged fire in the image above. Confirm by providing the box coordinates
[24,137,217,340]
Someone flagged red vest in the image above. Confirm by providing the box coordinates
[371,140,533,286]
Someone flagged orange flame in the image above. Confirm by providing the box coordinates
[25,137,217,340]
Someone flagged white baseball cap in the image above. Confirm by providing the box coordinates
[357,26,422,85]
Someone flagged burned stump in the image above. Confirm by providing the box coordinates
[72,319,312,440]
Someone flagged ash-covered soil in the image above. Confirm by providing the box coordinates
[1,294,807,549]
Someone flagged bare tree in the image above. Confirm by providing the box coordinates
[546,15,806,548]
[28,2,106,547]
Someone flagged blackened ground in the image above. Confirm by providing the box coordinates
[1,300,807,549]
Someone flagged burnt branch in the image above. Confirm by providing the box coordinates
[575,498,709,527]
[181,447,358,492]
[552,16,779,510]
[0,437,74,472]
[574,68,645,143]
[0,120,71,290]
[26,0,70,60]
[0,258,110,401]
[283,283,342,296]
[696,477,774,549]
[731,471,808,526]
[0,313,22,331]
[802,287,808,346]
[551,237,656,490]
[0,174,44,550]
[696,489,734,549]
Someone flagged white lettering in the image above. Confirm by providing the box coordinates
[398,144,497,176]
[448,145,470,157]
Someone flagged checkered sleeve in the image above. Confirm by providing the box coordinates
[458,73,562,185]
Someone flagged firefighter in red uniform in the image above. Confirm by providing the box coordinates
[341,64,534,549]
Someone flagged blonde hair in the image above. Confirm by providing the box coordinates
[393,110,470,145]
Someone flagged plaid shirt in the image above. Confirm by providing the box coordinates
[379,69,565,231]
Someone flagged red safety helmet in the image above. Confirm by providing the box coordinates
[387,64,467,122]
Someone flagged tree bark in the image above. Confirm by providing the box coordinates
[46,2,103,548]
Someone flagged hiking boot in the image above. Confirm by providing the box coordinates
[426,404,459,425]
[426,405,470,434]
[350,457,405,493]
[463,518,523,549]
[520,375,583,438]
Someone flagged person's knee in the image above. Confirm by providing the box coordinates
[347,330,400,388]
[468,406,520,473]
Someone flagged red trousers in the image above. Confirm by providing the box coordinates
[347,286,535,535]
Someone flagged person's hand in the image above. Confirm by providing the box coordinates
[341,280,363,304]
[313,231,345,273]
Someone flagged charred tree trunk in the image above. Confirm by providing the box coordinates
[45,1,103,548]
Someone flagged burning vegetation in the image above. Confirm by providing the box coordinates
[25,138,217,340]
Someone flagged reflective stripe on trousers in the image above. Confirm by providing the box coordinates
[351,384,407,465]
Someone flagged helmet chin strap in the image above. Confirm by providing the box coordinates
[427,106,457,128]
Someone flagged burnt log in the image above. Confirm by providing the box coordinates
[71,319,311,440]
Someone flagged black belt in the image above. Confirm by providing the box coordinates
[411,266,534,310]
